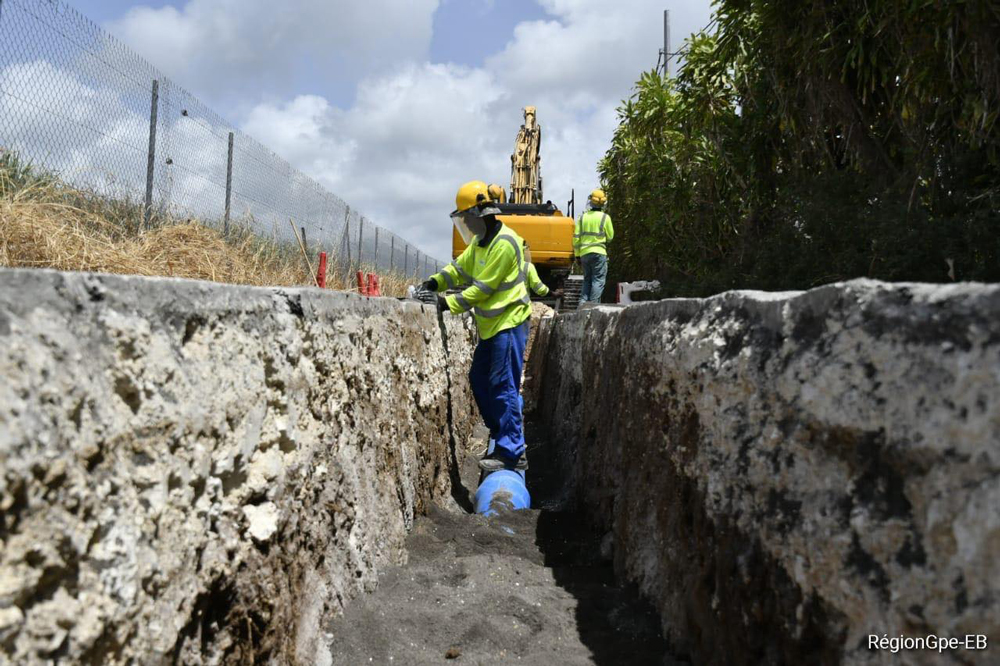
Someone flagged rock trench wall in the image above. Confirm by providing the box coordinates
[530,279,999,665]
[0,268,478,665]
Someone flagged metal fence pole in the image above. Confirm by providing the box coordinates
[143,79,159,228]
[390,235,395,274]
[224,131,233,234]
[404,246,408,278]
[343,206,351,276]
[357,217,364,270]
[373,226,379,271]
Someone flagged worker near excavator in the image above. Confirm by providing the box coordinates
[574,189,614,303]
[420,181,531,472]
[523,242,552,298]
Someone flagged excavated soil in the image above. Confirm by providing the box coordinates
[324,425,683,666]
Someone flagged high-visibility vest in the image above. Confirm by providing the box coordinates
[527,263,549,297]
[573,210,614,257]
[431,223,531,340]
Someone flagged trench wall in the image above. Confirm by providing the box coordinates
[530,279,999,665]
[0,268,478,665]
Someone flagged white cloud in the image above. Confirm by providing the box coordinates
[242,62,510,253]
[108,0,439,107]
[238,0,715,261]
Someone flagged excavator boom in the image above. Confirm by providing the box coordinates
[509,106,542,204]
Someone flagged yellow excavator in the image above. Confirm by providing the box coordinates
[452,106,579,308]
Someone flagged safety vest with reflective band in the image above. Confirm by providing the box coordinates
[431,224,531,340]
[573,210,614,257]
[526,263,549,297]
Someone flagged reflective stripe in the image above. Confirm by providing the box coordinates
[474,294,531,319]
[450,260,494,294]
[454,294,473,312]
[579,241,607,249]
[499,273,527,290]
[440,271,456,289]
[494,234,527,290]
[494,234,522,267]
[577,213,608,234]
[450,260,474,283]
[473,280,496,295]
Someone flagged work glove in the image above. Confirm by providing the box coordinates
[551,288,564,298]
[436,295,449,313]
[420,278,437,293]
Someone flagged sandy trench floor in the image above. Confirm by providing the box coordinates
[323,422,687,666]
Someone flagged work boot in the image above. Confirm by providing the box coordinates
[478,451,528,472]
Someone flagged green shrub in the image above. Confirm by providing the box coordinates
[601,0,1000,296]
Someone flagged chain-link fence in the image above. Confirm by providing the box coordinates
[0,0,445,281]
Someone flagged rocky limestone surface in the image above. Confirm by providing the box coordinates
[529,279,999,665]
[0,268,478,665]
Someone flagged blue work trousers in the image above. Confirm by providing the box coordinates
[580,253,608,303]
[470,321,528,462]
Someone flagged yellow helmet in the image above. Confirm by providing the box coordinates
[589,189,607,207]
[487,183,507,204]
[452,180,491,216]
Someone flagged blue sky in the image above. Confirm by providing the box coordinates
[57,0,715,262]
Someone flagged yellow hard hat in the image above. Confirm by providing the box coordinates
[589,189,607,206]
[487,183,507,204]
[452,181,491,216]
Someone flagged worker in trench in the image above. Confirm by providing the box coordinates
[574,188,614,303]
[420,181,531,472]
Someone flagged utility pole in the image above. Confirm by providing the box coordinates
[660,9,671,77]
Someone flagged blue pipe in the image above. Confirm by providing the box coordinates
[475,470,530,516]
[474,437,531,516]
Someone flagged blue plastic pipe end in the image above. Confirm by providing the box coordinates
[475,469,531,516]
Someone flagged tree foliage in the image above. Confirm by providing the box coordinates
[601,0,1000,296]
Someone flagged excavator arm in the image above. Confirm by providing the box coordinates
[509,106,542,204]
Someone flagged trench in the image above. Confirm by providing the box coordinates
[3,271,997,665]
[323,418,681,666]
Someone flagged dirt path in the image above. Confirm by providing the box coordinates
[325,427,683,665]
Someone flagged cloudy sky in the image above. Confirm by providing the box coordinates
[63,0,715,262]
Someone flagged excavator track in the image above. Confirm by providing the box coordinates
[559,275,583,311]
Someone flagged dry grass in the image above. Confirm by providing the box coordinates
[0,152,415,296]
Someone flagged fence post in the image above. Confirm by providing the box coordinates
[357,217,364,271]
[143,79,159,228]
[404,245,408,279]
[390,235,395,274]
[301,226,307,255]
[373,226,379,272]
[224,131,233,234]
[343,206,351,281]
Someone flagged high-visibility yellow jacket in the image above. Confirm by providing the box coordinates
[430,223,531,340]
[527,263,549,297]
[573,209,614,257]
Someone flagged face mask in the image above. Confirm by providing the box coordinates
[452,212,488,243]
